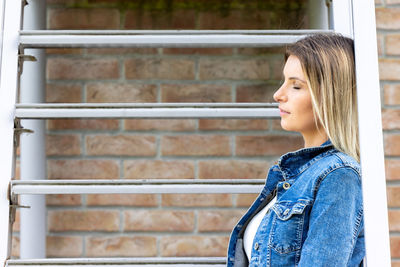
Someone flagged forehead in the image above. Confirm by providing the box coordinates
[283,55,305,79]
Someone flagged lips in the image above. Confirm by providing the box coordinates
[279,108,290,115]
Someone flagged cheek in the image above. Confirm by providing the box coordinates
[282,93,316,131]
[297,97,317,127]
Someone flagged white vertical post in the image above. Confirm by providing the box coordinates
[20,0,46,259]
[0,0,23,263]
[308,0,329,29]
[330,0,353,37]
[352,0,391,266]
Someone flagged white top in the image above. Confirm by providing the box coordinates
[243,196,277,262]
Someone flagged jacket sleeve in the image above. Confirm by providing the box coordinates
[298,167,364,266]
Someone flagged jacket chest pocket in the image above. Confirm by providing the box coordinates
[269,201,309,254]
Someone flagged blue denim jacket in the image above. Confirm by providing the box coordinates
[227,141,364,266]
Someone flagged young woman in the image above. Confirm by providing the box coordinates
[227,34,364,266]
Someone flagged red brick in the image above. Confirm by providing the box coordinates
[48,210,119,231]
[13,210,20,232]
[389,210,400,231]
[385,34,400,56]
[377,33,383,56]
[384,84,400,105]
[237,47,286,55]
[198,10,271,29]
[236,193,258,207]
[161,135,231,156]
[387,186,400,207]
[124,160,194,179]
[125,10,196,29]
[86,135,156,156]
[87,83,157,103]
[386,159,400,180]
[11,236,19,257]
[47,58,119,80]
[46,236,82,257]
[376,8,400,30]
[162,194,232,207]
[160,236,229,257]
[124,119,196,131]
[48,159,119,179]
[271,119,285,130]
[46,48,84,55]
[86,236,156,257]
[47,119,119,130]
[393,261,400,267]
[382,109,400,130]
[236,135,303,156]
[87,48,157,55]
[270,58,285,80]
[46,83,82,103]
[163,48,233,55]
[198,210,245,232]
[161,84,231,102]
[199,58,270,80]
[124,210,194,232]
[384,134,400,156]
[87,194,157,206]
[199,119,268,131]
[125,58,195,80]
[46,195,82,206]
[48,8,120,29]
[391,236,400,257]
[236,84,277,102]
[379,58,400,81]
[15,160,20,180]
[199,160,269,179]
[46,134,81,156]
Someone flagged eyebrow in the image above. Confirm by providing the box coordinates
[288,77,306,83]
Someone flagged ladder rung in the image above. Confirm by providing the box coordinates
[6,257,226,266]
[19,30,333,48]
[11,179,265,195]
[15,103,279,119]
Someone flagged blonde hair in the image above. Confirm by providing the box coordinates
[285,33,359,162]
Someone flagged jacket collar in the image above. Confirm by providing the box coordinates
[277,139,334,180]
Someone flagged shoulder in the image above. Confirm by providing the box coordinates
[310,150,362,194]
[313,149,360,179]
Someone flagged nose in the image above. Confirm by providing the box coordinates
[273,84,286,103]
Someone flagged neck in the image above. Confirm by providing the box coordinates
[302,130,328,148]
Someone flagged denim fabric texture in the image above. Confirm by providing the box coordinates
[227,141,364,267]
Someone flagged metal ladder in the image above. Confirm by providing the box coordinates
[0,0,391,266]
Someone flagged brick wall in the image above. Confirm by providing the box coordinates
[11,0,400,264]
[376,0,400,265]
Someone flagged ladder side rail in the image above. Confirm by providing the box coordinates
[19,0,46,259]
[352,0,391,265]
[0,0,23,263]
[329,0,353,37]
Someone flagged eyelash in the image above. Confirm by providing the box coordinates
[293,85,301,90]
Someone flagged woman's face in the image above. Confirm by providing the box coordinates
[273,55,318,136]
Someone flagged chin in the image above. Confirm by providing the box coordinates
[280,121,291,131]
[280,121,298,133]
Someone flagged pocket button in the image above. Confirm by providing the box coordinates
[254,242,259,250]
[283,182,291,190]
